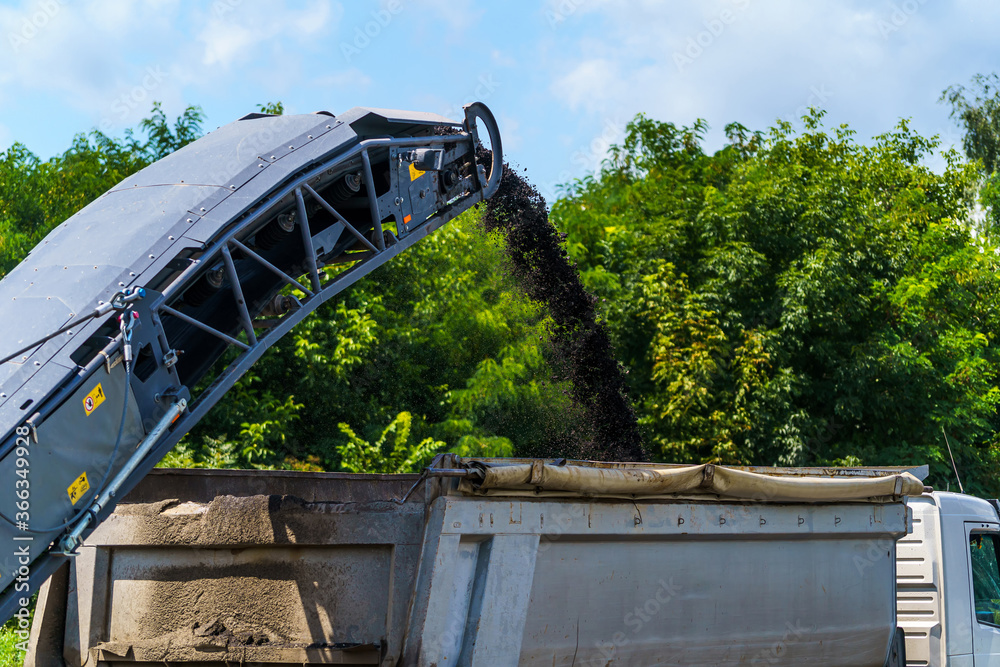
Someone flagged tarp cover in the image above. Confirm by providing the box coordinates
[458,461,926,502]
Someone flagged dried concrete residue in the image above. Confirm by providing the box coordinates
[112,494,413,546]
[94,494,402,658]
[115,493,308,545]
[100,548,389,660]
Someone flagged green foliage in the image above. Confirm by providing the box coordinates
[0,596,33,667]
[0,102,204,277]
[942,73,1000,240]
[8,98,1000,496]
[181,212,573,470]
[257,101,285,115]
[0,101,571,475]
[139,102,205,160]
[553,108,1000,495]
[943,73,1000,174]
[337,411,443,473]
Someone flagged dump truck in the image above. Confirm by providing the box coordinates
[24,457,1000,666]
[17,455,935,666]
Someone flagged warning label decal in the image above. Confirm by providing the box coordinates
[67,472,90,505]
[83,383,105,416]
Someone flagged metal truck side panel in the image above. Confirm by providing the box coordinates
[408,496,908,666]
[31,469,911,667]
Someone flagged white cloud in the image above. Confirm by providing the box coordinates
[410,0,483,31]
[0,0,183,116]
[544,0,1000,154]
[195,0,338,69]
[551,58,628,114]
[0,0,346,137]
[313,69,373,91]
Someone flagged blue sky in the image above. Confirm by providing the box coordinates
[0,0,997,203]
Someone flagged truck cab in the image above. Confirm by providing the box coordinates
[899,492,1000,666]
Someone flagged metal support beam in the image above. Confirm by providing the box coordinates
[229,239,313,297]
[159,304,250,351]
[301,183,378,253]
[327,251,374,265]
[295,188,323,293]
[220,245,257,346]
[361,150,386,251]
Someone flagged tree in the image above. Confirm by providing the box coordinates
[0,101,567,474]
[182,211,576,470]
[0,102,204,277]
[139,101,205,160]
[943,73,1000,174]
[943,73,1000,237]
[553,110,1000,495]
[337,412,443,474]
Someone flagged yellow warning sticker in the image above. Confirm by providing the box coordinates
[67,472,89,505]
[83,383,105,416]
[409,162,425,181]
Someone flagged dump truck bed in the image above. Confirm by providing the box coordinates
[27,459,923,667]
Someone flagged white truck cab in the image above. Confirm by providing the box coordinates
[899,492,1000,666]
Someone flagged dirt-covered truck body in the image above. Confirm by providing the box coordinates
[25,457,926,666]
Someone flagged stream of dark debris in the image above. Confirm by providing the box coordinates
[480,160,646,463]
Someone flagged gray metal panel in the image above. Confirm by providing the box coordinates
[0,102,502,627]
[106,546,392,647]
[407,496,908,666]
[112,114,334,190]
[180,121,360,245]
[121,468,422,505]
[58,477,428,666]
[0,335,73,405]
[0,359,142,580]
[0,185,219,360]
[337,106,461,138]
[337,106,460,127]
[522,539,895,665]
[0,114,348,437]
[0,360,73,434]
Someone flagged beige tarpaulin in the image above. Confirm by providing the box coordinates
[458,461,926,502]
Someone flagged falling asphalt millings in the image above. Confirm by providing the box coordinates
[480,160,646,463]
